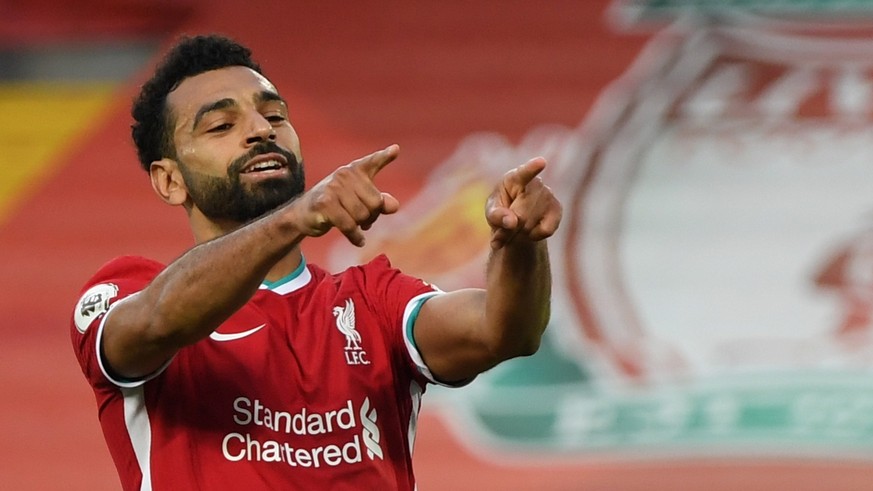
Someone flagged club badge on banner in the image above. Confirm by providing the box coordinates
[331,1,873,462]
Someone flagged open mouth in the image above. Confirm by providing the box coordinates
[241,153,289,174]
[243,159,285,173]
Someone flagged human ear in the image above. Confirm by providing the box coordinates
[149,158,188,206]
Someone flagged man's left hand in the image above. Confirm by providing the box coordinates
[485,157,562,251]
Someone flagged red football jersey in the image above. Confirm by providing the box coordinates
[71,254,444,490]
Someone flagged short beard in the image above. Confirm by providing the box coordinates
[178,142,305,224]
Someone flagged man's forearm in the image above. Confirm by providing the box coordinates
[141,209,303,345]
[484,239,552,359]
[102,205,305,380]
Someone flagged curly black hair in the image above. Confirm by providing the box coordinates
[131,34,263,171]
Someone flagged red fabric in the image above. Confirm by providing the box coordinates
[71,254,437,490]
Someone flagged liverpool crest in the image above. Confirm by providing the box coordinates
[334,299,370,365]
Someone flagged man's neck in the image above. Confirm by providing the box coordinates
[264,251,304,283]
[187,210,304,284]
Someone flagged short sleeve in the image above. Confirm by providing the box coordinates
[358,255,458,386]
[70,256,165,389]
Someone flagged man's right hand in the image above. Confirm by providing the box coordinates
[291,144,400,247]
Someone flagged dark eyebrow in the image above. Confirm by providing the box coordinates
[255,90,285,106]
[191,91,286,130]
[192,98,237,130]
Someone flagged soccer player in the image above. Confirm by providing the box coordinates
[70,34,562,490]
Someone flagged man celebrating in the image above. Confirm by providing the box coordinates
[71,34,562,490]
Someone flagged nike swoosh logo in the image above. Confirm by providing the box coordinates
[209,324,266,342]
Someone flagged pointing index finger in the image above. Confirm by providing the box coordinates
[508,157,547,187]
[356,144,400,178]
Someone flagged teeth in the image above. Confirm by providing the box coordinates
[246,160,282,172]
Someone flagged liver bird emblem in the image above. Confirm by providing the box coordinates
[333,299,362,349]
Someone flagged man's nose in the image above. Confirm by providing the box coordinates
[245,115,276,145]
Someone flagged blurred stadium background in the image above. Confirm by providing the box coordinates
[3,0,873,489]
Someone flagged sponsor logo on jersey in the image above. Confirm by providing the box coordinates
[360,397,383,460]
[73,283,119,333]
[334,299,370,365]
[222,396,384,468]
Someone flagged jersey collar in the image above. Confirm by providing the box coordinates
[259,256,311,295]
